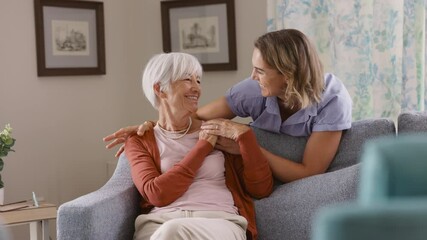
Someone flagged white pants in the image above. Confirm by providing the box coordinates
[134,210,248,240]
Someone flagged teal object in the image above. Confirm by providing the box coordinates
[312,135,427,240]
[359,135,427,204]
[314,201,427,240]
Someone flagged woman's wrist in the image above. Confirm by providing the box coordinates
[233,125,250,140]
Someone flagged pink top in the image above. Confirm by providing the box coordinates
[125,126,274,239]
[150,126,237,214]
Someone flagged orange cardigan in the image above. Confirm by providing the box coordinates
[125,129,273,240]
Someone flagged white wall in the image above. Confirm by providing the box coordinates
[0,0,266,239]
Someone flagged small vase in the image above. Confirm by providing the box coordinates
[0,187,4,205]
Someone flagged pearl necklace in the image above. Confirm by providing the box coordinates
[157,117,192,140]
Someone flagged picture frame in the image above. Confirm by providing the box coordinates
[161,0,237,71]
[34,0,106,76]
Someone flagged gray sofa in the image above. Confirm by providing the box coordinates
[59,112,423,240]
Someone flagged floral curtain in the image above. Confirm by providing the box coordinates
[267,0,426,121]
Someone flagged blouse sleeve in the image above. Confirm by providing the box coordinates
[313,75,353,132]
[225,78,265,119]
[234,130,273,199]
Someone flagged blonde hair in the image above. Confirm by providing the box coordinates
[254,29,324,109]
[142,52,202,109]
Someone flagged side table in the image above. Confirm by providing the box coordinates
[0,203,57,240]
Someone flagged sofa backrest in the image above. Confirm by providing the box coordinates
[252,118,396,174]
[398,111,427,134]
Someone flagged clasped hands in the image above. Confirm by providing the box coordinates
[103,119,249,157]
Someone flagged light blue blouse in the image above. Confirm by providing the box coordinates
[225,73,352,137]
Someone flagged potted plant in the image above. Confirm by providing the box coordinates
[0,124,16,205]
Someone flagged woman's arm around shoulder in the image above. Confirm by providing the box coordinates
[196,96,236,120]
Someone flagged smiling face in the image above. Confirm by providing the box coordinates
[161,74,201,115]
[251,48,287,97]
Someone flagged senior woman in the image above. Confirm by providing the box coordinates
[125,52,273,240]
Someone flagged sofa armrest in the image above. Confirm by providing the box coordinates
[57,154,140,240]
[255,164,360,240]
[0,218,11,240]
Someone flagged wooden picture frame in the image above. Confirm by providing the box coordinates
[161,0,237,71]
[34,0,106,76]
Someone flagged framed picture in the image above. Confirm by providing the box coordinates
[161,0,237,71]
[34,0,105,76]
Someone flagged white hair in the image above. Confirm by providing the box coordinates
[142,52,202,109]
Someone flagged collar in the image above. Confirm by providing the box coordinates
[266,97,318,125]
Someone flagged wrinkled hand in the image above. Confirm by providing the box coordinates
[200,119,250,141]
[199,129,218,147]
[215,137,241,155]
[103,121,155,157]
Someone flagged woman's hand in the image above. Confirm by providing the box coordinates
[103,121,155,157]
[201,119,250,141]
[215,137,241,155]
[199,129,218,147]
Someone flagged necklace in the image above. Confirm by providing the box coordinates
[157,117,192,140]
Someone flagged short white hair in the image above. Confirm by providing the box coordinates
[142,52,202,109]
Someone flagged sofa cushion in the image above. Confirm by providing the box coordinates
[398,111,427,134]
[252,118,396,174]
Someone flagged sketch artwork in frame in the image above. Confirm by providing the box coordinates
[34,0,105,76]
[161,0,237,71]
